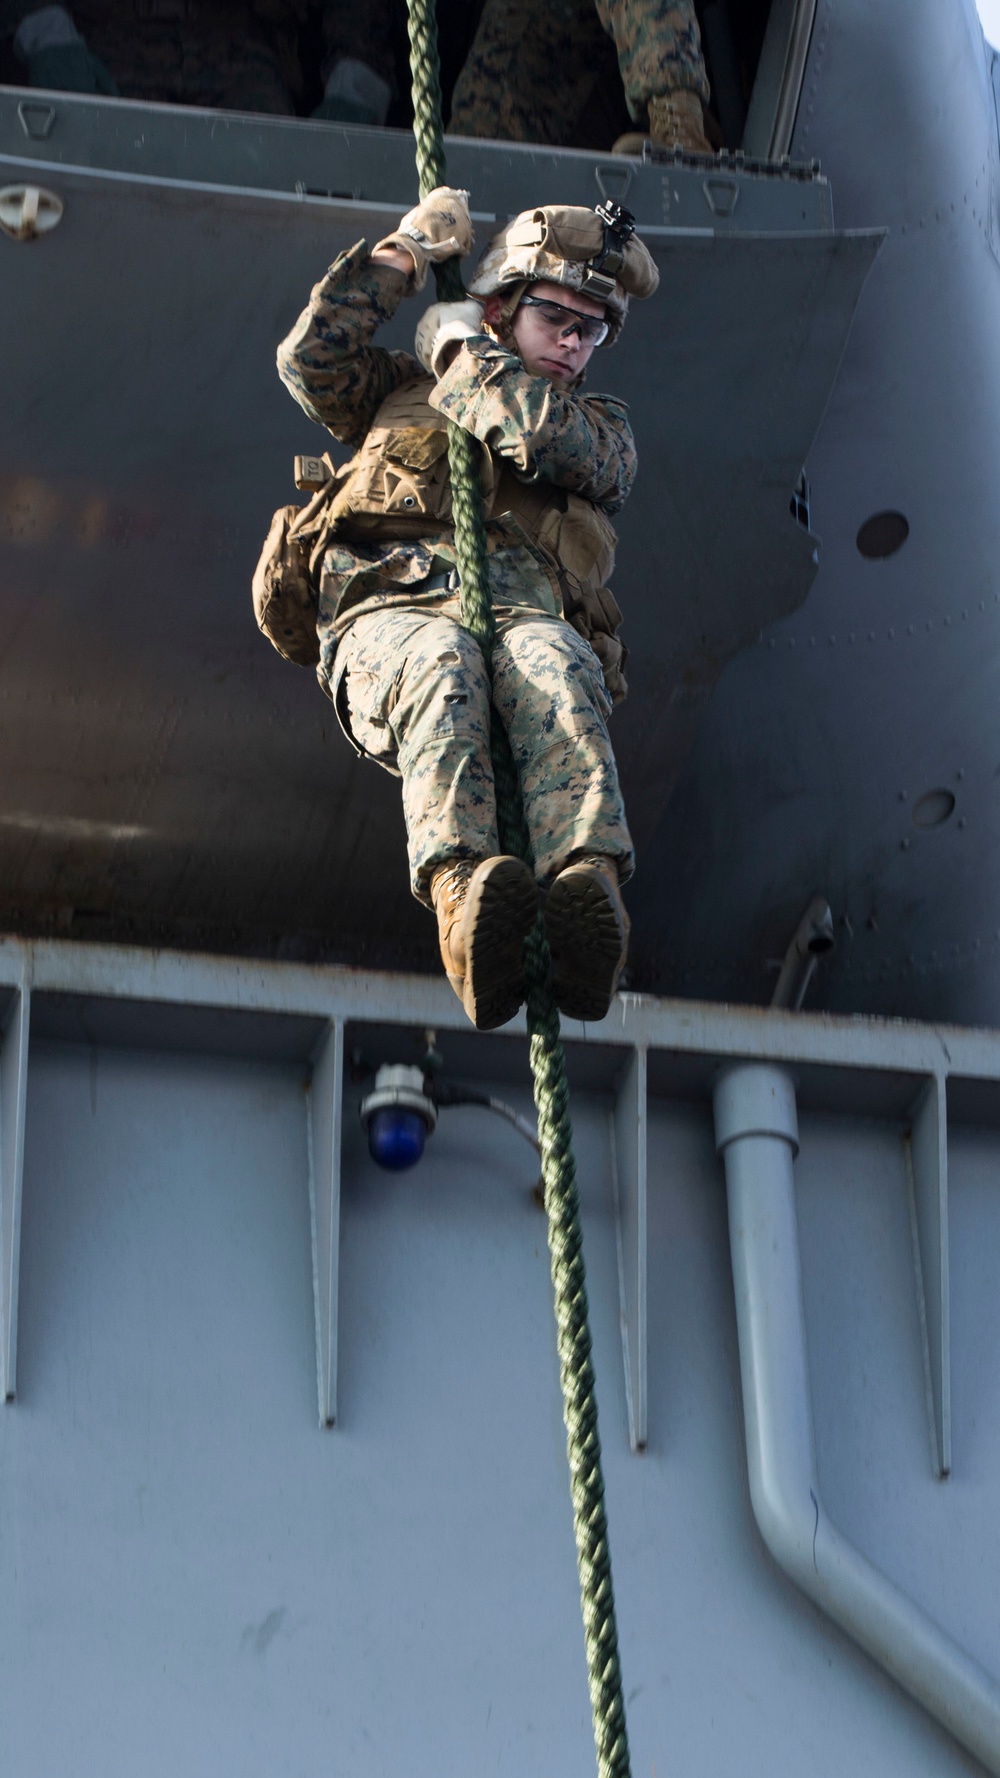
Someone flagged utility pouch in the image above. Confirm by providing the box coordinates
[555,494,616,589]
[491,473,627,700]
[337,421,494,538]
[380,426,452,518]
[252,456,341,666]
[587,627,628,704]
[561,577,629,704]
[554,500,626,702]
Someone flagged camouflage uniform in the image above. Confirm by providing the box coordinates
[45,1,300,112]
[10,2,394,114]
[339,606,628,892]
[449,0,709,143]
[276,241,635,903]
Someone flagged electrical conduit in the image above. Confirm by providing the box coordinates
[714,1063,1000,1775]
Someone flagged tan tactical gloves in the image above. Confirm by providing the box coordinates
[373,186,481,375]
[415,299,485,377]
[373,185,473,292]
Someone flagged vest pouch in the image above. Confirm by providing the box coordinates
[382,426,449,472]
[582,579,624,635]
[381,425,452,519]
[252,467,346,667]
[379,425,496,523]
[557,493,617,588]
[336,422,454,534]
[588,625,628,705]
[550,496,626,698]
[252,504,322,666]
[340,415,495,539]
[559,576,628,697]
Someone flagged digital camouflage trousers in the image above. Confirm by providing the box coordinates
[69,0,396,115]
[449,0,708,142]
[334,606,634,904]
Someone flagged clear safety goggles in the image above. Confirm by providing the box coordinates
[517,293,610,347]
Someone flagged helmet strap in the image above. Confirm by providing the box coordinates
[485,279,529,349]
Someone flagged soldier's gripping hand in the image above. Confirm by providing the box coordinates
[373,187,474,293]
[415,300,486,377]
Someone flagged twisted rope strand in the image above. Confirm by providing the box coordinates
[404,5,632,1769]
[405,0,447,202]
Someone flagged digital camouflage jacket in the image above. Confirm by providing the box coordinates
[275,240,637,692]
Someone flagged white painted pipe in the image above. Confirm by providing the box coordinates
[714,1062,1000,1775]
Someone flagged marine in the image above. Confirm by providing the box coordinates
[449,0,713,155]
[268,188,658,1029]
[4,1,396,122]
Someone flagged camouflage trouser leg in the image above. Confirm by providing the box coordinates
[335,607,633,902]
[594,0,709,115]
[492,616,633,882]
[448,0,608,144]
[76,4,294,113]
[448,0,707,138]
[335,608,499,903]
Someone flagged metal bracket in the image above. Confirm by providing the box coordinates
[702,176,740,218]
[307,1018,344,1428]
[594,162,634,206]
[611,1045,647,1451]
[17,100,56,141]
[903,1074,951,1478]
[1,981,30,1401]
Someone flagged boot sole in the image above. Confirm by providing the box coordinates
[545,871,626,1023]
[462,857,539,1031]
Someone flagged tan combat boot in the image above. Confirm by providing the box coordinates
[544,854,630,1023]
[430,854,539,1031]
[613,89,713,157]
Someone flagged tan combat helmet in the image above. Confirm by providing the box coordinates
[467,200,659,345]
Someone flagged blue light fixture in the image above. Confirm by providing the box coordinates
[367,1107,428,1170]
[360,1065,437,1171]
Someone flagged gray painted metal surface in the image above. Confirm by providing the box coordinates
[716,1061,1000,1774]
[0,126,876,977]
[2,935,1000,1773]
[743,0,819,159]
[0,85,834,231]
[907,1073,951,1477]
[0,986,27,1400]
[643,0,1000,1020]
[2,0,1000,1029]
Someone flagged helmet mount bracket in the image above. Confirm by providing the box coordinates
[577,267,617,303]
[589,199,638,282]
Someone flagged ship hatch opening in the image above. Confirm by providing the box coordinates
[0,0,815,161]
[0,0,880,975]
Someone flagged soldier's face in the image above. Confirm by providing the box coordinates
[496,281,608,386]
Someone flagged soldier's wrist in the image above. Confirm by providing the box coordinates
[372,234,430,290]
[370,243,417,281]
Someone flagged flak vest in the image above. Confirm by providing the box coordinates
[252,377,629,700]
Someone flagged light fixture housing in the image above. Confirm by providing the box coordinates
[359,1064,437,1171]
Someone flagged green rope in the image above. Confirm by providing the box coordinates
[405,5,631,1773]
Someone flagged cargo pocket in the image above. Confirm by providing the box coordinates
[331,653,404,776]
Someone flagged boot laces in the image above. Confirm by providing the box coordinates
[432,859,474,905]
[431,861,477,943]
